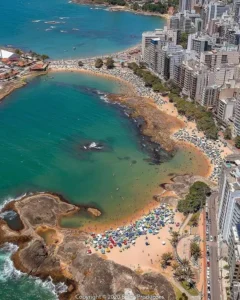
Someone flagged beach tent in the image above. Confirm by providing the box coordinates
[0,49,19,61]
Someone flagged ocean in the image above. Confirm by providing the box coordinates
[0,0,164,59]
[0,1,203,299]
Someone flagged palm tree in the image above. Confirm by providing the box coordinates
[170,231,180,247]
[181,258,190,270]
[174,267,185,282]
[184,266,195,282]
[161,252,173,268]
[172,262,179,271]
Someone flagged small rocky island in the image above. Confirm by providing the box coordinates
[0,193,176,300]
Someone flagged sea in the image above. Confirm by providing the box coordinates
[0,1,206,299]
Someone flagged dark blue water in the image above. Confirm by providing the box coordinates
[0,0,164,59]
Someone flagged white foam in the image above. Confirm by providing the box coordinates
[0,243,22,282]
[0,193,26,212]
[100,95,109,103]
[0,243,67,296]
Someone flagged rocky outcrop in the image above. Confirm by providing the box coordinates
[87,207,101,217]
[0,193,176,300]
[161,174,214,198]
[108,94,184,153]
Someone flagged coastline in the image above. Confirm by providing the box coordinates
[49,65,215,173]
[0,71,48,102]
[72,1,170,20]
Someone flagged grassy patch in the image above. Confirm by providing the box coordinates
[173,285,183,300]
[180,281,199,296]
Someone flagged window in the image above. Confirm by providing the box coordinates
[222,55,228,63]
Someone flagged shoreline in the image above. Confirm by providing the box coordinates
[50,65,215,172]
[72,1,171,20]
[0,71,49,102]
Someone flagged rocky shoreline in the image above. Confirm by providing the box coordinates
[0,192,176,300]
[108,94,183,154]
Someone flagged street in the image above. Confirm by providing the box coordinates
[206,192,221,300]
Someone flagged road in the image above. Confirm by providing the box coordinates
[206,192,220,300]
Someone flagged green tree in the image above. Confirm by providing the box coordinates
[179,32,188,49]
[15,49,22,55]
[188,212,199,227]
[161,252,173,268]
[78,61,84,67]
[235,136,240,148]
[41,54,49,61]
[177,182,211,214]
[105,57,115,69]
[190,242,202,260]
[132,2,139,10]
[224,127,232,140]
[95,58,103,68]
[170,231,180,247]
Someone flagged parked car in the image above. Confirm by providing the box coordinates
[210,236,213,242]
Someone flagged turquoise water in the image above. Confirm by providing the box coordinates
[0,1,204,298]
[0,72,208,299]
[0,0,164,59]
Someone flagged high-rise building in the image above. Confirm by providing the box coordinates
[234,96,240,136]
[141,29,167,60]
[179,0,192,12]
[218,157,240,243]
[157,43,185,80]
[206,2,230,25]
[200,85,220,107]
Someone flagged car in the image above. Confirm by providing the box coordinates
[207,245,210,251]
[207,251,210,256]
[208,219,211,224]
[207,273,210,279]
[210,236,213,242]
[208,286,211,291]
[207,261,210,267]
[207,280,210,286]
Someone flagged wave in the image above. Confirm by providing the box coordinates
[100,95,109,103]
[0,242,67,297]
[0,243,21,282]
[0,193,26,211]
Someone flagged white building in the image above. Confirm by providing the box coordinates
[218,157,240,243]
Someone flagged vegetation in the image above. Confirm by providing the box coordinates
[161,252,173,268]
[174,286,189,300]
[235,136,240,148]
[223,264,230,270]
[78,61,84,67]
[169,92,219,139]
[180,281,198,296]
[15,49,23,55]
[179,32,188,49]
[107,0,126,5]
[105,57,115,69]
[190,242,202,260]
[170,231,180,248]
[177,182,211,214]
[128,62,219,139]
[188,212,200,227]
[142,2,168,13]
[174,259,196,291]
[95,58,103,69]
[131,2,139,10]
[41,54,49,61]
[224,126,232,140]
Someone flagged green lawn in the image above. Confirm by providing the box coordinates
[173,285,183,299]
[180,281,199,296]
